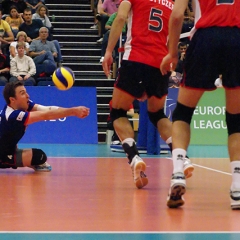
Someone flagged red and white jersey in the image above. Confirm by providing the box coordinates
[122,0,173,68]
[193,0,240,29]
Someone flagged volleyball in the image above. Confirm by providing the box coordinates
[52,67,75,90]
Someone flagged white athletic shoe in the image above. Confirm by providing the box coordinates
[230,190,240,210]
[30,162,52,172]
[183,157,194,178]
[130,155,148,189]
[167,172,186,208]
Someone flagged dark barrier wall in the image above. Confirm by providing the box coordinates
[0,87,98,144]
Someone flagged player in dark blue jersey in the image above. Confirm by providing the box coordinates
[0,81,90,171]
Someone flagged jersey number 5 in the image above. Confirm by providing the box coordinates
[149,8,163,32]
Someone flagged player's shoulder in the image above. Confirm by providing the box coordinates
[5,106,27,122]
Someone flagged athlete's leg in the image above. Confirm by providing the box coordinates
[172,87,204,150]
[111,87,135,141]
[147,95,194,178]
[225,88,240,209]
[111,87,148,189]
[147,95,172,142]
[18,149,51,172]
[167,86,204,208]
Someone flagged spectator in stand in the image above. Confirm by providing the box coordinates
[0,9,14,54]
[19,7,62,64]
[0,49,10,86]
[5,6,24,37]
[9,31,29,59]
[24,0,45,13]
[10,41,36,85]
[97,0,120,43]
[32,4,51,29]
[175,42,188,74]
[99,11,126,63]
[90,0,100,29]
[2,0,27,15]
[32,4,53,40]
[29,27,57,77]
[19,7,43,42]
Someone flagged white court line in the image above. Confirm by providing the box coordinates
[49,156,231,175]
[167,157,231,176]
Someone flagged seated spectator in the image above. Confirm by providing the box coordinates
[24,0,45,13]
[19,7,43,42]
[32,4,51,29]
[5,6,24,37]
[10,41,36,85]
[90,0,100,29]
[0,49,10,86]
[168,71,182,88]
[0,8,14,54]
[20,7,62,63]
[9,31,29,59]
[99,11,126,63]
[97,0,120,43]
[175,42,188,74]
[29,27,57,77]
[32,4,53,39]
[2,0,27,16]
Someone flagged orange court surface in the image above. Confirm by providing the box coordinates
[0,144,239,240]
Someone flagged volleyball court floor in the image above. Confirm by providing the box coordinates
[0,143,240,240]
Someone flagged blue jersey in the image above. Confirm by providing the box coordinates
[0,100,35,156]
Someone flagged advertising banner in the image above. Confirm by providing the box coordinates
[0,86,98,144]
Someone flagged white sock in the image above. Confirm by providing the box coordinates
[122,138,135,147]
[230,161,240,190]
[172,148,186,174]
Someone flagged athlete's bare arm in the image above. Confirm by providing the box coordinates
[160,0,188,75]
[27,106,90,125]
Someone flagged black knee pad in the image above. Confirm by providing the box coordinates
[226,111,240,136]
[31,148,47,166]
[110,108,127,122]
[148,108,167,127]
[172,102,195,125]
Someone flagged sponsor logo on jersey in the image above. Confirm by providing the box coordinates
[17,111,25,121]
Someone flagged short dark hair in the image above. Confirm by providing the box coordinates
[23,7,32,14]
[3,81,24,104]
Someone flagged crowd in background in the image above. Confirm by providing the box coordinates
[0,0,62,86]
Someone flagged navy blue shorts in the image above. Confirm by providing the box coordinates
[183,27,240,89]
[115,60,169,99]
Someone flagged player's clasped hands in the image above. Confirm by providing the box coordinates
[74,107,90,118]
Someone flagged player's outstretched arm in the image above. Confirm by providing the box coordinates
[27,106,90,125]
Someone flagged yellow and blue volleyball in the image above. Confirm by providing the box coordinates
[52,67,75,90]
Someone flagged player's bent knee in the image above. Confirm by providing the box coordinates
[31,148,47,166]
[172,102,195,125]
[226,111,240,136]
[148,108,167,127]
[110,108,127,122]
